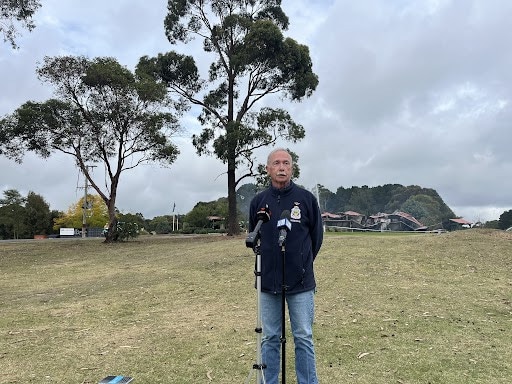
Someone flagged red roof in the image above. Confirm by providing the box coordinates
[450,218,473,225]
[392,211,425,228]
[321,212,342,219]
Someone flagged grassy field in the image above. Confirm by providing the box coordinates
[1,230,511,383]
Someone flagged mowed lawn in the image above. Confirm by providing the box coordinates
[0,230,511,383]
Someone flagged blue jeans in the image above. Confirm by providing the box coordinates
[260,289,318,384]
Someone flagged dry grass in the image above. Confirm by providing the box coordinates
[1,230,511,383]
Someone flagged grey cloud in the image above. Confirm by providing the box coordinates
[1,0,511,222]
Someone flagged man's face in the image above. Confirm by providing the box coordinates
[266,150,293,188]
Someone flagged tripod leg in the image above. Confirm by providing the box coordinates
[244,365,266,384]
[280,245,287,384]
[244,368,254,384]
[246,247,266,383]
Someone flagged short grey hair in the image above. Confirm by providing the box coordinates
[266,148,293,165]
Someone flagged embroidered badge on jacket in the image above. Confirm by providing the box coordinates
[291,204,301,221]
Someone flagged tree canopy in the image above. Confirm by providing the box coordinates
[1,0,41,48]
[498,209,512,230]
[0,55,182,242]
[53,194,109,230]
[137,0,318,235]
[184,198,230,230]
[0,188,56,239]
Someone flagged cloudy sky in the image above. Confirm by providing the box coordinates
[1,0,511,222]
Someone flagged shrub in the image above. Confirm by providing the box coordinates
[114,222,139,241]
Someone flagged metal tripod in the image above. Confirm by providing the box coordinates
[279,241,288,384]
[245,240,266,384]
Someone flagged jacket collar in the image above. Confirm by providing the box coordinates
[270,180,295,196]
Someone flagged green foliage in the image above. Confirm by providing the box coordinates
[0,0,41,49]
[400,194,444,226]
[139,0,318,234]
[314,184,337,213]
[53,195,109,230]
[151,216,173,234]
[0,189,27,239]
[484,219,500,229]
[184,198,229,230]
[118,212,146,230]
[1,55,183,242]
[0,188,54,239]
[113,221,139,241]
[23,191,52,237]
[237,182,457,226]
[401,196,428,221]
[326,184,455,226]
[0,188,26,207]
[498,209,512,230]
[347,185,376,216]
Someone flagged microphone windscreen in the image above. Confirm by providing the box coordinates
[277,210,292,230]
[256,206,271,222]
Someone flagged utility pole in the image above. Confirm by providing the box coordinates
[172,202,177,232]
[82,175,88,238]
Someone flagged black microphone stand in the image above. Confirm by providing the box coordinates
[279,241,288,384]
[245,232,266,384]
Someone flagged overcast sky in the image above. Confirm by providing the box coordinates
[1,0,511,222]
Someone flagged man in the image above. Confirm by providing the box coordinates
[249,148,323,384]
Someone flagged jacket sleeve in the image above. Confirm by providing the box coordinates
[310,196,324,260]
[248,196,258,232]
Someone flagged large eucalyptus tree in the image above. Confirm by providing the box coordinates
[0,56,182,242]
[138,0,318,235]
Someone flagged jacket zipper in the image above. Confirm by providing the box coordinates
[273,192,281,293]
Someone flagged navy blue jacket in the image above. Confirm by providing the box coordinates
[249,181,323,294]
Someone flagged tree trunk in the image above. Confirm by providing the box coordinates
[103,188,118,243]
[227,159,240,236]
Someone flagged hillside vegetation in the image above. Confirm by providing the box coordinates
[237,183,456,226]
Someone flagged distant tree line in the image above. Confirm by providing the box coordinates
[0,189,59,239]
[2,185,511,240]
[191,182,512,232]
[0,188,231,239]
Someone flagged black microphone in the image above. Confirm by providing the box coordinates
[245,205,271,248]
[277,210,292,247]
